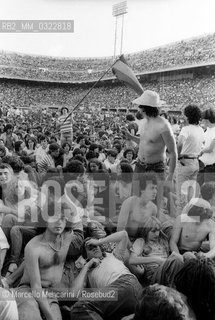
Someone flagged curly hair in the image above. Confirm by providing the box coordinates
[139,105,159,118]
[175,256,215,320]
[134,284,184,320]
[202,107,215,124]
[201,182,215,202]
[184,105,202,125]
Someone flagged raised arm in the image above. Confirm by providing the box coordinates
[25,244,54,320]
[86,230,130,262]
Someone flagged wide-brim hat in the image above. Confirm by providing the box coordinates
[132,90,163,108]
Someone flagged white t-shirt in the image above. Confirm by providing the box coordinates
[178,125,204,157]
[199,127,215,165]
[88,252,131,288]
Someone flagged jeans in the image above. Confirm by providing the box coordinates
[15,285,62,320]
[152,253,184,287]
[69,274,142,320]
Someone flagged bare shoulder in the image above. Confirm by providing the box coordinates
[158,117,172,132]
[207,218,215,230]
[25,234,43,254]
[123,196,137,206]
[147,201,157,211]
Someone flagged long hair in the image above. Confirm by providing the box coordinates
[138,216,169,255]
[175,256,215,320]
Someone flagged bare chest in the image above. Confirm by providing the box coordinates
[181,223,209,242]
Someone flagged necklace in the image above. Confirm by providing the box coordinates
[48,235,63,252]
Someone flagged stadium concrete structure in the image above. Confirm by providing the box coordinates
[0,32,215,115]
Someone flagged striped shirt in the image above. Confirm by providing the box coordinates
[38,153,55,174]
[59,114,73,133]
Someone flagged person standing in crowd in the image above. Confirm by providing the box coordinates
[58,107,73,145]
[198,107,215,184]
[123,90,177,182]
[123,90,177,216]
[35,135,49,164]
[177,105,204,213]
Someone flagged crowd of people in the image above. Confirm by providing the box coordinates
[1,73,215,112]
[0,88,215,320]
[0,33,215,82]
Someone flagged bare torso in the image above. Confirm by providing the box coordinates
[20,232,72,288]
[179,217,211,252]
[126,196,157,239]
[138,117,168,163]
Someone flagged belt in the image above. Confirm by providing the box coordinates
[178,156,198,160]
[137,158,164,166]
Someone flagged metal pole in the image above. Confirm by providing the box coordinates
[120,14,125,55]
[61,57,120,124]
[114,17,118,59]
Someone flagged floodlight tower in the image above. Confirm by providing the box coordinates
[112,1,128,59]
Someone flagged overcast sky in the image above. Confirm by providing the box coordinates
[0,0,215,58]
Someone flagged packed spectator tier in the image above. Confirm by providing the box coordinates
[0,71,215,112]
[0,32,215,82]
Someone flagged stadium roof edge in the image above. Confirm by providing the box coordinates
[0,60,215,84]
[0,31,214,60]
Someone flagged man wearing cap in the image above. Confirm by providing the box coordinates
[58,107,73,145]
[169,198,215,259]
[123,90,177,182]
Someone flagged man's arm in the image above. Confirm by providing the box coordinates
[177,135,185,158]
[71,258,100,291]
[86,231,130,261]
[161,122,177,181]
[25,244,54,320]
[117,198,131,231]
[169,216,182,254]
[200,139,215,155]
[204,220,215,259]
[129,254,165,266]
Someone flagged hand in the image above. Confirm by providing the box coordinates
[85,238,100,247]
[153,257,166,265]
[121,127,131,139]
[86,258,101,270]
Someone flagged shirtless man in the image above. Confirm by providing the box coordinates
[15,200,94,320]
[123,90,177,182]
[117,173,157,241]
[170,198,215,259]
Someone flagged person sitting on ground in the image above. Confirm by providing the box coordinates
[129,216,183,286]
[169,198,215,259]
[15,197,87,320]
[69,230,143,320]
[117,173,158,242]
